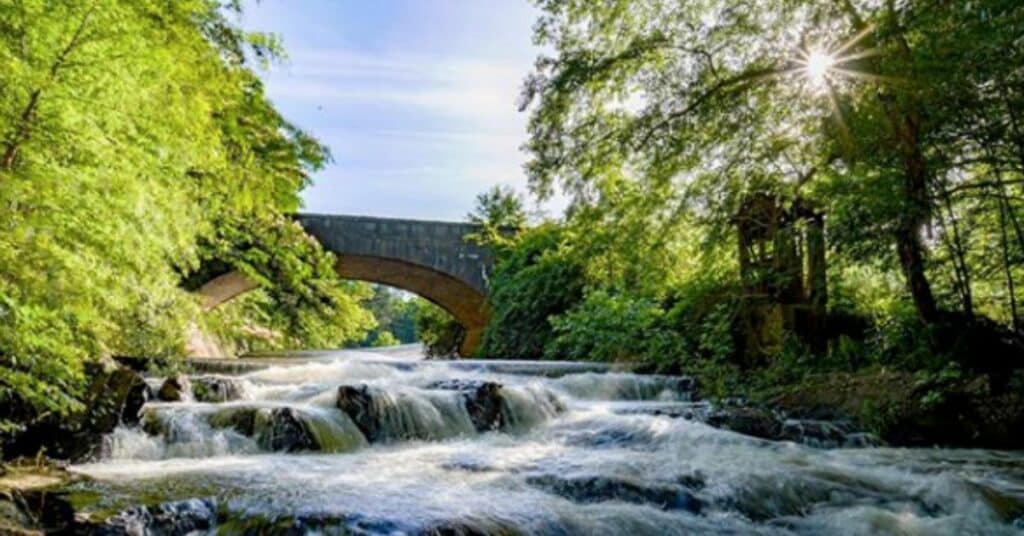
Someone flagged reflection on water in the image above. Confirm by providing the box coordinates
[70,348,1024,535]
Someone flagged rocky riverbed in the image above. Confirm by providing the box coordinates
[2,349,1024,534]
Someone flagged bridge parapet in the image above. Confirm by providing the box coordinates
[295,214,493,293]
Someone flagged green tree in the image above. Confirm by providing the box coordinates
[352,285,422,347]
[521,0,1024,330]
[0,0,372,434]
[466,185,527,247]
[415,301,464,358]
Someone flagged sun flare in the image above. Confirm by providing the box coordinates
[804,49,835,87]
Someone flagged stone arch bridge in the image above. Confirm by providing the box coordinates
[197,214,495,356]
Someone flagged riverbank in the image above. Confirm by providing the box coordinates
[762,367,1024,449]
[0,461,82,534]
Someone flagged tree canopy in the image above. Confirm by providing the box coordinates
[473,0,1024,390]
[0,0,372,433]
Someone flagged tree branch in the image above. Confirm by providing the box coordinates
[2,5,95,171]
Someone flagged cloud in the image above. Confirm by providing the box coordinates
[266,48,527,124]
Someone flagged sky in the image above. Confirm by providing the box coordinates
[239,0,558,221]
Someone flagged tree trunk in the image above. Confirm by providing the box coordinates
[806,214,828,353]
[895,147,939,322]
[840,0,939,323]
[939,190,973,316]
[998,192,1020,331]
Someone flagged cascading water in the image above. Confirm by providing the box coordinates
[68,349,1024,535]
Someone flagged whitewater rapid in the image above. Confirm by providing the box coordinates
[69,349,1024,535]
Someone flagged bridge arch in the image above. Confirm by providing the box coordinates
[196,214,495,356]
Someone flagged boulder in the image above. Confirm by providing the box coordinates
[0,489,77,535]
[336,385,381,441]
[431,381,505,432]
[705,406,784,441]
[256,408,318,452]
[670,376,699,399]
[206,406,317,452]
[156,375,191,402]
[192,376,246,403]
[207,407,257,437]
[88,365,148,430]
[93,498,218,535]
[464,382,504,432]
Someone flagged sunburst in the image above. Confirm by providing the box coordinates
[802,49,836,89]
[794,25,888,94]
[790,25,896,145]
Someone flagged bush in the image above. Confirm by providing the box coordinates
[0,293,86,435]
[480,224,585,358]
[546,290,683,363]
[372,331,401,347]
[416,302,464,358]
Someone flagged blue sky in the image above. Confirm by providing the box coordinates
[239,0,557,221]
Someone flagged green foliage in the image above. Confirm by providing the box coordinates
[415,301,464,358]
[372,331,401,348]
[480,224,586,358]
[0,292,85,434]
[195,216,373,350]
[467,185,527,229]
[352,286,422,348]
[0,1,367,432]
[519,0,1024,329]
[546,290,681,363]
[466,185,527,248]
[465,0,1024,399]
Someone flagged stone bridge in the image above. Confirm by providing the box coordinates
[197,214,495,356]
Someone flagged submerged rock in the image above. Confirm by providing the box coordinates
[525,474,703,513]
[94,498,218,535]
[780,419,882,448]
[336,384,475,442]
[427,379,491,391]
[705,406,784,441]
[612,401,714,421]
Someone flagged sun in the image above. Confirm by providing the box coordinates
[802,49,836,88]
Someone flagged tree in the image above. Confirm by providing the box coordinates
[521,0,1024,329]
[0,0,372,434]
[468,185,527,229]
[351,285,422,347]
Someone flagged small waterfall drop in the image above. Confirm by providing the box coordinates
[69,350,1024,535]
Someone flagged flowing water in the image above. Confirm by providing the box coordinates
[69,348,1024,535]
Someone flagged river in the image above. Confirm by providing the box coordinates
[67,347,1024,535]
